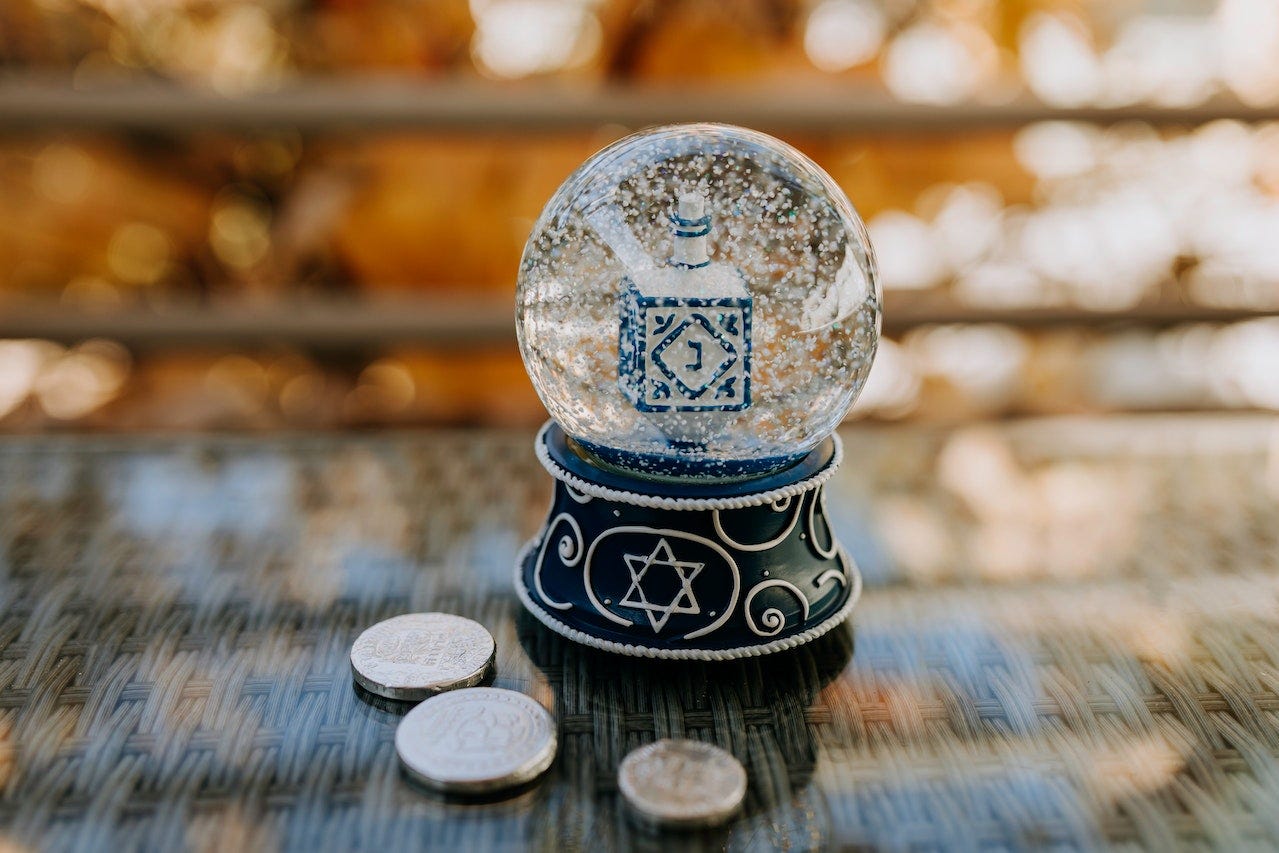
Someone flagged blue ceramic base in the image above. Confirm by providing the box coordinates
[515,422,861,660]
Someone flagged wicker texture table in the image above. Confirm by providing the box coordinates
[1,416,1278,851]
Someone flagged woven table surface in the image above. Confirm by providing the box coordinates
[1,415,1278,852]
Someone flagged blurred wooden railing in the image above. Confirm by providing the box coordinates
[3,78,1279,133]
[0,295,1269,351]
[1,77,1275,348]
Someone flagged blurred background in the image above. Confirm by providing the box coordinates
[1,0,1277,433]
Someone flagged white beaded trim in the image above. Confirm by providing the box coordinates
[513,538,863,661]
[533,422,844,512]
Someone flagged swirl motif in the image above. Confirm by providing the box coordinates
[814,567,846,590]
[532,512,582,611]
[565,485,593,504]
[743,579,811,637]
[806,486,839,559]
[712,493,802,552]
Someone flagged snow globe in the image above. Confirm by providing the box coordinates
[515,124,880,658]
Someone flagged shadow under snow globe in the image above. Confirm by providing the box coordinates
[515,123,880,659]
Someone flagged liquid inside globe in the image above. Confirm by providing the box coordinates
[516,123,881,481]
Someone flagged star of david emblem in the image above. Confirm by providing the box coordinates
[619,538,704,633]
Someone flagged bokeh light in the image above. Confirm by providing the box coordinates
[0,0,1274,432]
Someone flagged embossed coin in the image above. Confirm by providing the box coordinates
[618,739,747,828]
[350,613,495,701]
[395,687,557,794]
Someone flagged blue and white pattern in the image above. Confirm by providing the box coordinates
[517,422,859,659]
[619,282,752,413]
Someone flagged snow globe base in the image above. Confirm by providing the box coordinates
[515,422,861,660]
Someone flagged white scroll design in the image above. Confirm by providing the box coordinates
[711,494,801,552]
[743,579,811,637]
[806,486,839,559]
[532,512,582,611]
[565,484,594,504]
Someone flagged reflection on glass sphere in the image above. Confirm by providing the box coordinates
[516,123,881,481]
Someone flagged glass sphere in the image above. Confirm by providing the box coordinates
[516,123,881,481]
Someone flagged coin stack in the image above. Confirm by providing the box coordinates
[350,612,556,796]
[350,612,750,823]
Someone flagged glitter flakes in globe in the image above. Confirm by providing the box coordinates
[516,123,880,480]
[515,124,875,659]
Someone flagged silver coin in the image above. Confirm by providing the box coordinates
[395,687,557,794]
[350,612,495,701]
[618,739,747,829]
